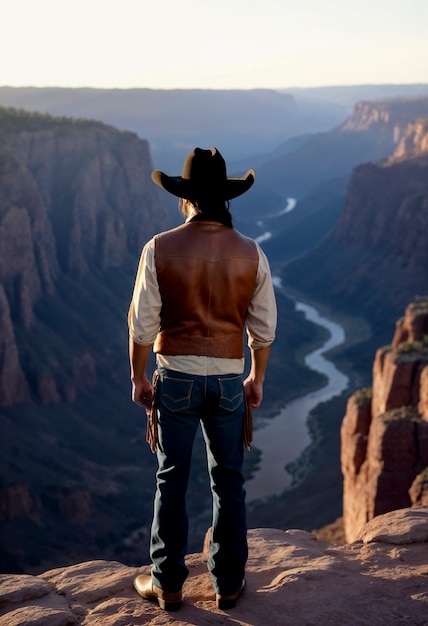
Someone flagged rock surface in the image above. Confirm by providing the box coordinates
[0,506,427,626]
[342,298,428,542]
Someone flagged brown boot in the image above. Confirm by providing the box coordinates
[134,575,182,611]
[216,579,246,610]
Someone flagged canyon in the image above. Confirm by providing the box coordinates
[282,104,428,356]
[1,297,427,623]
[0,106,326,573]
[1,93,428,580]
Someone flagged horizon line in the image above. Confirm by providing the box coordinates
[1,82,428,92]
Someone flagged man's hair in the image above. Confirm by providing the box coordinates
[180,199,233,228]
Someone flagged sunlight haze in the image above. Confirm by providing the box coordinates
[2,0,428,89]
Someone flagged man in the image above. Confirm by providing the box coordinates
[128,147,276,611]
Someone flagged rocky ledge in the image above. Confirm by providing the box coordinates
[1,506,427,626]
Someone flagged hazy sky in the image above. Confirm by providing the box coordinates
[3,0,428,89]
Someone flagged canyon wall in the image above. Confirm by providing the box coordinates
[0,108,175,573]
[0,107,172,406]
[341,297,428,542]
[284,101,428,354]
[334,115,428,271]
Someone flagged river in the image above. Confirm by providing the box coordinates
[245,300,349,502]
[255,197,297,244]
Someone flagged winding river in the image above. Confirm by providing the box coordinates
[255,197,297,244]
[245,300,349,503]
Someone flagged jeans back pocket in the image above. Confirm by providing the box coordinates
[160,375,194,412]
[218,375,244,412]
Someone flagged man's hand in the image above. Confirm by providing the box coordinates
[244,345,271,408]
[129,340,155,412]
[132,375,153,410]
[243,377,263,408]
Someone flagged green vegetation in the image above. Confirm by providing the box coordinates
[353,387,372,405]
[383,405,420,422]
[395,335,428,354]
[0,105,112,134]
[409,296,428,314]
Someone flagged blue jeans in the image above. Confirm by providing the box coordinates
[150,367,247,596]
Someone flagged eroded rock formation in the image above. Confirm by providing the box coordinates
[341,297,428,542]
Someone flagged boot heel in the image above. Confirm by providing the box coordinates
[216,579,245,610]
[216,597,237,610]
[158,598,182,611]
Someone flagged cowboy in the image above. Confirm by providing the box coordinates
[128,147,276,611]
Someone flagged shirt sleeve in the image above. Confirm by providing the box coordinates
[128,238,162,346]
[246,243,277,350]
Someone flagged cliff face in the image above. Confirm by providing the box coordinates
[339,97,428,143]
[0,107,172,406]
[0,108,176,574]
[333,116,428,271]
[332,163,428,279]
[341,298,428,542]
[391,116,428,161]
[1,123,167,275]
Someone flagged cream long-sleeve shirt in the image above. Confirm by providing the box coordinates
[128,236,277,376]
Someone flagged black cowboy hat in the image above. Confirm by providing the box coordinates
[151,147,255,202]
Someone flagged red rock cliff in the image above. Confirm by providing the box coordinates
[341,297,428,542]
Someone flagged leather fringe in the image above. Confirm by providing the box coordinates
[146,370,159,453]
[244,396,253,451]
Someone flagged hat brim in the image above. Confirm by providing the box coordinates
[151,170,255,201]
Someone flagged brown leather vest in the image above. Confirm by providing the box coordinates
[153,221,259,359]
